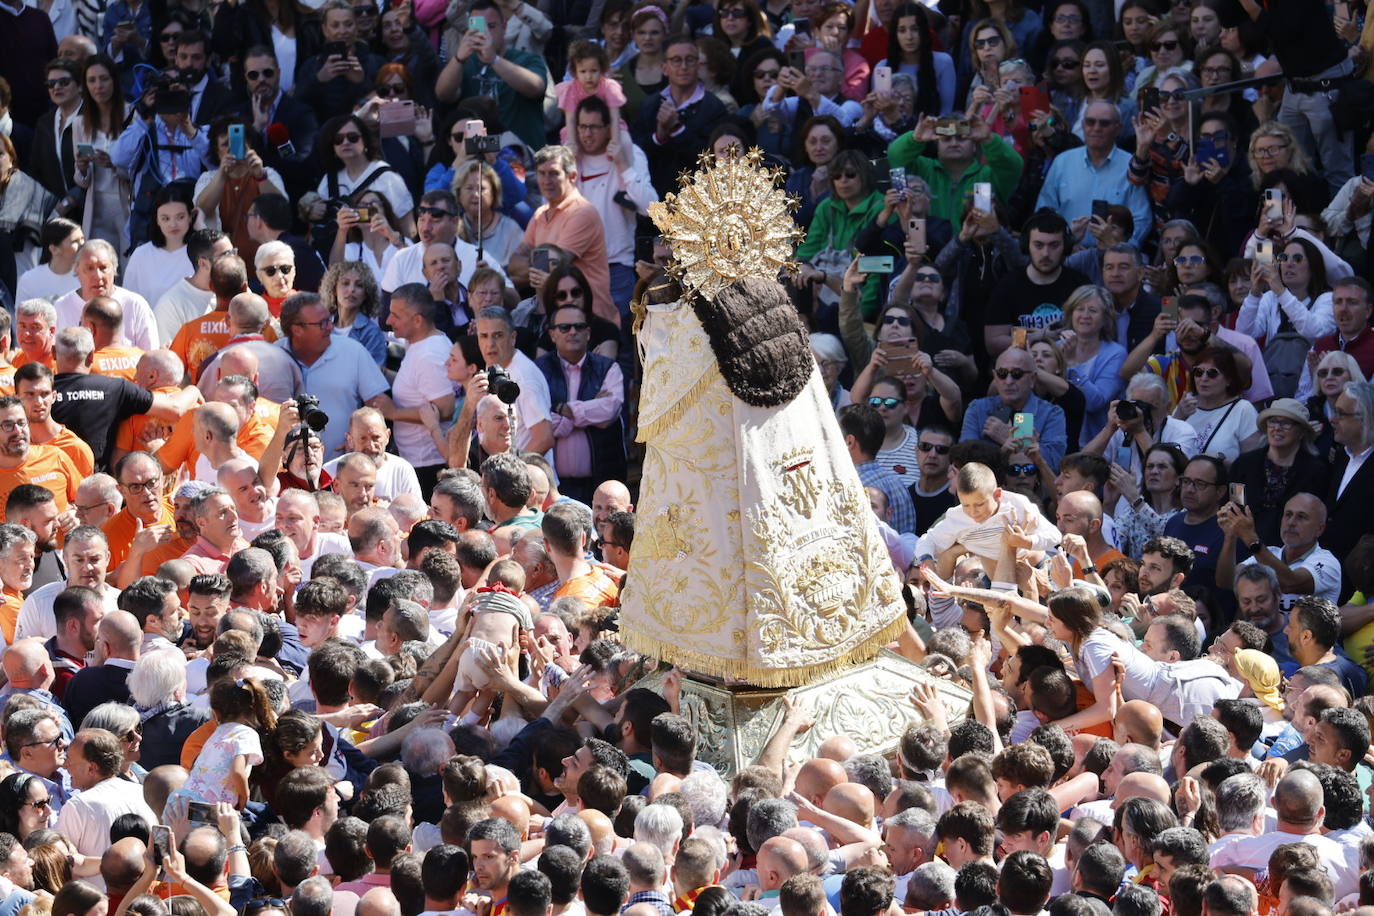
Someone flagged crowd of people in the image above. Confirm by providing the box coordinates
[0,0,1373,915]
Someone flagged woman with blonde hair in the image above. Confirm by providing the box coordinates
[319,261,388,365]
[452,159,523,266]
[1305,349,1364,463]
[1246,121,1315,190]
[1059,284,1126,440]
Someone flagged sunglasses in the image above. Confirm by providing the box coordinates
[1198,129,1230,142]
[1276,252,1306,263]
[868,396,903,409]
[755,66,781,78]
[832,169,860,180]
[1317,367,1347,378]
[25,797,51,810]
[353,3,375,12]
[245,67,277,80]
[1151,39,1180,50]
[46,77,74,89]
[418,206,454,218]
[1191,366,1221,379]
[1008,463,1038,476]
[913,272,942,282]
[1158,90,1185,102]
[552,321,589,332]
[1174,254,1205,266]
[377,84,407,97]
[881,314,912,326]
[918,441,951,454]
[1052,58,1081,69]
[261,264,294,277]
[995,367,1030,380]
[973,35,1003,47]
[555,288,585,301]
[334,131,363,145]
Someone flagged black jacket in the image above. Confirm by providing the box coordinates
[1326,449,1374,600]
[238,93,319,201]
[62,663,132,733]
[140,702,212,770]
[631,88,729,196]
[1230,447,1332,546]
[28,108,75,199]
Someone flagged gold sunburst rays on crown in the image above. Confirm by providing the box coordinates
[647,147,806,300]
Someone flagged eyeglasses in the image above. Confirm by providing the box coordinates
[0,419,27,433]
[918,441,951,454]
[122,725,142,743]
[1158,90,1186,102]
[1198,129,1230,142]
[24,797,51,810]
[973,35,1003,48]
[881,314,912,326]
[1332,408,1361,419]
[914,272,942,282]
[868,396,903,409]
[261,264,294,277]
[755,66,781,79]
[334,132,363,145]
[1053,13,1083,23]
[377,84,407,97]
[1253,143,1288,158]
[1200,65,1232,78]
[417,206,454,218]
[450,132,465,141]
[119,478,160,494]
[832,169,860,180]
[995,367,1030,380]
[1191,366,1221,379]
[1317,367,1348,378]
[554,288,585,302]
[353,4,375,13]
[296,315,335,330]
[245,67,277,80]
[1082,116,1118,127]
[806,65,842,74]
[1008,463,1038,476]
[665,55,699,66]
[720,7,750,17]
[1267,418,1297,430]
[1179,476,1219,488]
[160,31,181,41]
[22,736,65,751]
[1174,254,1205,266]
[1276,252,1306,263]
[552,322,589,332]
[1052,58,1081,69]
[46,77,74,89]
[1151,39,1180,50]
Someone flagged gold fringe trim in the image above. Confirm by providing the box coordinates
[635,365,719,444]
[619,608,909,688]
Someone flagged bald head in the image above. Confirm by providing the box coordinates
[98,609,143,658]
[143,764,188,815]
[1111,772,1170,808]
[1060,490,1103,527]
[492,795,531,838]
[227,293,271,335]
[822,783,876,827]
[757,836,809,891]
[2,638,52,688]
[795,758,848,807]
[1273,769,1324,828]
[102,838,148,892]
[578,808,615,856]
[358,887,402,916]
[136,349,185,389]
[817,736,858,762]
[1114,701,1164,749]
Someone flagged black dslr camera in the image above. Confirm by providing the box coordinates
[1115,399,1152,423]
[149,69,191,115]
[486,365,520,404]
[294,393,329,431]
[465,134,501,156]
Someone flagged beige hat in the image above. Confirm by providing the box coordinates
[1255,397,1313,438]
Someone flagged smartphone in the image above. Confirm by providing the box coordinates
[151,825,172,866]
[1018,85,1050,119]
[1361,152,1374,182]
[871,156,890,189]
[973,182,992,213]
[635,234,655,264]
[889,167,906,197]
[186,801,217,825]
[1264,187,1284,221]
[323,40,349,58]
[76,142,94,157]
[379,99,416,139]
[1091,199,1110,221]
[873,64,893,95]
[1011,412,1034,441]
[1255,239,1274,266]
[228,123,245,160]
[793,18,811,35]
[1012,327,1028,349]
[532,248,551,273]
[1114,445,1134,469]
[788,50,806,71]
[468,14,487,33]
[857,255,895,274]
[908,217,926,252]
[1161,296,1179,321]
[881,338,922,376]
[1229,482,1247,507]
[1138,86,1161,113]
[354,205,372,221]
[1194,138,1228,170]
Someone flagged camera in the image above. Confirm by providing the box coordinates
[486,365,520,404]
[465,134,500,156]
[294,393,329,431]
[1115,399,1151,423]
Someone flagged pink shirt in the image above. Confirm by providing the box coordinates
[549,354,625,478]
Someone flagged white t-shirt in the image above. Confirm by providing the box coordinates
[321,453,422,503]
[1185,398,1259,465]
[181,722,264,806]
[299,531,355,579]
[153,277,215,345]
[1241,544,1342,609]
[392,333,458,468]
[317,162,414,227]
[506,350,554,458]
[122,242,194,312]
[15,263,78,306]
[1211,831,1357,899]
[54,286,160,350]
[379,238,507,294]
[16,581,121,640]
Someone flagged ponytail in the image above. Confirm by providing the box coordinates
[245,678,278,735]
[210,676,279,733]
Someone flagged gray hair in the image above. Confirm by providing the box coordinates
[16,299,57,327]
[809,333,846,365]
[886,806,937,845]
[1233,562,1281,594]
[0,524,36,557]
[906,861,957,909]
[77,474,122,511]
[400,727,456,775]
[533,144,576,176]
[1215,773,1267,832]
[54,326,95,363]
[1125,372,1170,407]
[891,72,917,96]
[1106,243,1145,266]
[255,240,294,269]
[128,648,189,707]
[79,238,119,266]
[476,306,513,329]
[1083,98,1122,122]
[544,812,593,858]
[634,803,685,859]
[1342,382,1374,451]
[228,293,271,333]
[679,769,729,830]
[82,700,140,736]
[745,797,798,852]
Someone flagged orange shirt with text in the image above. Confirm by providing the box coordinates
[91,345,145,381]
[0,445,81,520]
[171,310,232,382]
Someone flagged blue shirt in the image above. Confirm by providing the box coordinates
[1065,341,1128,443]
[855,460,917,534]
[961,393,1068,472]
[1035,146,1153,246]
[110,117,210,187]
[277,332,390,459]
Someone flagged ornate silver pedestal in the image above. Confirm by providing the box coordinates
[634,649,972,776]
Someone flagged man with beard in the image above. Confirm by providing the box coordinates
[275,489,351,579]
[380,189,507,297]
[1230,564,1295,668]
[462,395,517,472]
[41,585,106,699]
[1219,493,1341,611]
[181,487,248,576]
[17,527,118,643]
[120,575,185,656]
[0,398,80,523]
[984,210,1088,356]
[467,818,523,911]
[217,457,276,541]
[324,409,422,504]
[333,454,380,516]
[1122,535,1193,624]
[1163,455,1232,593]
[239,47,318,200]
[5,485,70,593]
[591,481,633,544]
[15,363,94,478]
[1297,278,1374,398]
[184,573,231,655]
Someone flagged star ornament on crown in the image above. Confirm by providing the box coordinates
[647,147,806,300]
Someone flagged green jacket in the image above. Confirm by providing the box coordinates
[795,190,887,317]
[886,134,1023,234]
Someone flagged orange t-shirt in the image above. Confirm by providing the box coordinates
[0,445,81,520]
[104,502,176,573]
[0,363,16,396]
[0,587,23,644]
[553,563,621,609]
[37,426,95,478]
[157,405,276,475]
[91,345,145,381]
[180,716,218,769]
[170,310,232,382]
[116,385,182,455]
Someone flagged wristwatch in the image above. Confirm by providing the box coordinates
[1082,564,1098,576]
[1247,540,1264,554]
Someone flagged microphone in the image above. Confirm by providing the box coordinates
[267,122,294,158]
